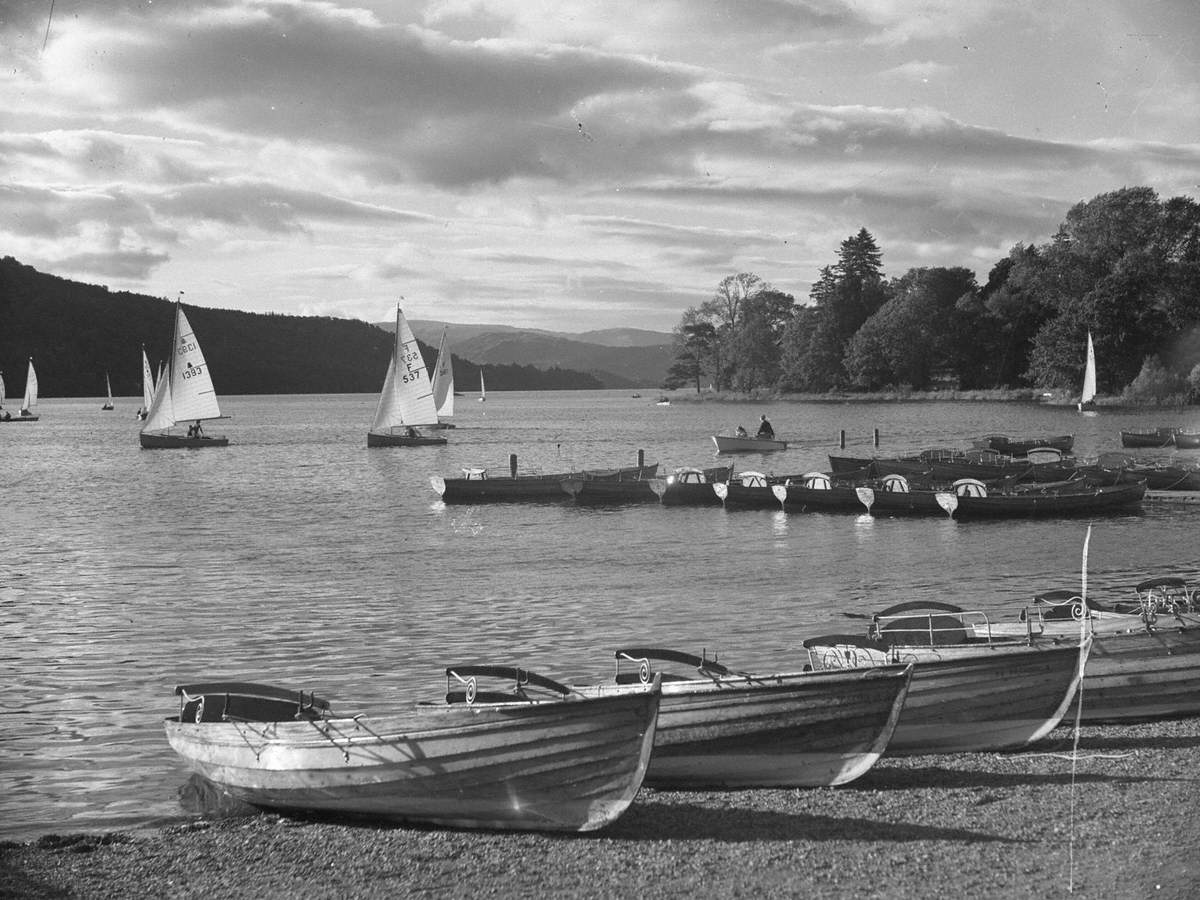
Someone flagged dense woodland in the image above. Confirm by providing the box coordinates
[666,187,1200,404]
[0,258,603,398]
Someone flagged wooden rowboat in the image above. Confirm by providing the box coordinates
[923,579,1200,724]
[431,460,658,503]
[164,670,661,832]
[803,628,1088,755]
[712,433,788,453]
[574,648,912,788]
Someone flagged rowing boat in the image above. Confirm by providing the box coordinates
[803,624,1088,754]
[573,648,912,788]
[165,670,661,832]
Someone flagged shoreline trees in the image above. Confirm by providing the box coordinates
[666,187,1200,403]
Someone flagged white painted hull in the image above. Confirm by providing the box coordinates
[577,665,911,788]
[165,690,659,832]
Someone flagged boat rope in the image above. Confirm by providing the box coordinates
[306,718,354,762]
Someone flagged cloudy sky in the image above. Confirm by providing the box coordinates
[3,1,1198,332]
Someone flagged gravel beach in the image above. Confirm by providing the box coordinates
[5,719,1198,899]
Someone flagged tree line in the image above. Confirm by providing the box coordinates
[0,257,603,397]
[666,187,1200,403]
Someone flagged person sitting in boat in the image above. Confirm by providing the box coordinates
[188,420,204,438]
[756,415,774,439]
[735,425,748,437]
[405,426,418,438]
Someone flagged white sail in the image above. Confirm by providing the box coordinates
[479,369,486,402]
[370,306,439,433]
[1080,331,1097,408]
[431,327,454,419]
[21,359,38,412]
[0,371,5,406]
[141,361,174,432]
[169,305,222,423]
[141,303,221,433]
[141,350,155,410]
[103,372,114,408]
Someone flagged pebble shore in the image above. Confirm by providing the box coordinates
[5,719,1198,899]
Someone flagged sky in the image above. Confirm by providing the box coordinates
[2,1,1199,333]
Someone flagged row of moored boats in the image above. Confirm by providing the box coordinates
[431,432,1200,517]
[167,575,1200,832]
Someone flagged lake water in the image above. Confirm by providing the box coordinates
[3,390,1199,841]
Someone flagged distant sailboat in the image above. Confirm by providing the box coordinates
[139,301,229,449]
[5,358,41,422]
[136,349,154,420]
[1078,331,1097,413]
[479,369,487,402]
[101,372,115,410]
[367,305,447,447]
[428,326,456,429]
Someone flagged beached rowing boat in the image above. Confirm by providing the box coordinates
[802,626,1088,754]
[573,648,912,788]
[164,670,661,832]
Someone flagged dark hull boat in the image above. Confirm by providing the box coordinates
[432,460,658,503]
[140,433,230,450]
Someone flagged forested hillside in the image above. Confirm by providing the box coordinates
[0,258,603,397]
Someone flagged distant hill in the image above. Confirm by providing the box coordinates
[0,258,607,397]
[408,320,673,388]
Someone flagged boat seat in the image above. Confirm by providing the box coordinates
[446,690,533,704]
[880,474,910,493]
[175,682,330,723]
[877,615,971,646]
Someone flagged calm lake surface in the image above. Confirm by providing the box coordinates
[3,390,1199,841]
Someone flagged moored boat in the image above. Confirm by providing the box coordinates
[1120,427,1179,448]
[572,648,912,788]
[973,433,1074,457]
[139,304,229,449]
[367,305,447,447]
[432,457,659,503]
[713,471,784,508]
[803,624,1088,754]
[165,668,661,832]
[1175,431,1200,450]
[650,465,733,506]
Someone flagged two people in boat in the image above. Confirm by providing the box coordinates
[735,425,748,437]
[756,415,775,439]
[186,420,204,439]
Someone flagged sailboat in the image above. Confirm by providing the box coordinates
[101,372,115,410]
[1078,331,1097,413]
[367,305,447,447]
[479,369,487,402]
[3,358,41,422]
[428,326,456,429]
[136,349,154,420]
[139,301,229,449]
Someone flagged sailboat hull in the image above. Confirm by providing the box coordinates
[1,415,39,423]
[367,431,448,447]
[140,433,230,449]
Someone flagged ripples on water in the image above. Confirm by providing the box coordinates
[3,391,1199,839]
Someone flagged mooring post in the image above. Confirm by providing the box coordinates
[839,429,846,449]
[638,448,645,468]
[873,428,880,448]
[510,453,518,478]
